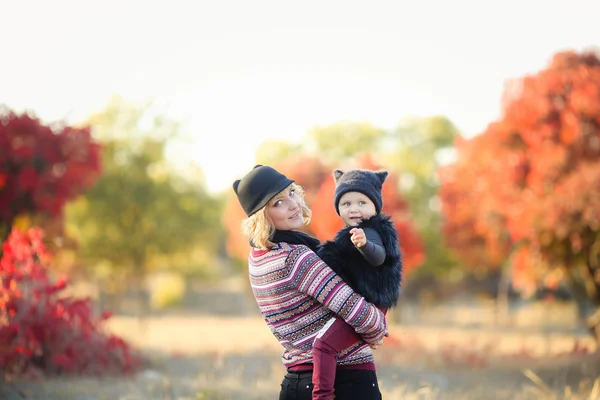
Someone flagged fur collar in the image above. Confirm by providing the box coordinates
[270,230,321,252]
[317,214,402,308]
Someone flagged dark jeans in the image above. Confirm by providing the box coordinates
[279,369,382,400]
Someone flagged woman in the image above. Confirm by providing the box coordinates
[233,164,387,400]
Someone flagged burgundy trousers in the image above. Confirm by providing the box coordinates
[311,309,387,400]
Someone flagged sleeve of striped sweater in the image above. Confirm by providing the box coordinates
[286,245,388,344]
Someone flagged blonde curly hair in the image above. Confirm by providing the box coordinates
[241,183,312,249]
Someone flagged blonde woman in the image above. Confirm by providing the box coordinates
[233,165,386,400]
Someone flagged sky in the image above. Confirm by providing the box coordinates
[2,0,599,193]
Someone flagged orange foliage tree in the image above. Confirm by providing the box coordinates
[438,134,512,273]
[439,50,600,338]
[224,155,425,275]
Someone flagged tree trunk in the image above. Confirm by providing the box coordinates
[584,250,600,342]
[565,265,600,343]
[496,263,511,328]
[131,254,150,334]
[586,308,600,342]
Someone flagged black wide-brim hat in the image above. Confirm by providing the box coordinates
[232,165,294,217]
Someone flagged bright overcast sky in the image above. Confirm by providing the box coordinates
[2,0,599,192]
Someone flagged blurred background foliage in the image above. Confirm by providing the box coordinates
[1,49,599,342]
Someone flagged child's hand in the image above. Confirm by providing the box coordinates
[349,228,366,248]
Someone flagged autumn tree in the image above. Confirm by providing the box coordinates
[439,50,600,339]
[66,98,222,311]
[439,134,512,273]
[0,107,101,248]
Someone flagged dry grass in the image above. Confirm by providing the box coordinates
[105,315,282,355]
[2,315,599,400]
[104,315,598,373]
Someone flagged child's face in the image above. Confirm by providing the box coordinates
[338,191,377,226]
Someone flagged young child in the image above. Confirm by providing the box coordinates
[312,169,402,400]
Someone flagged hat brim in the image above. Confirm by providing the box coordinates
[248,177,295,216]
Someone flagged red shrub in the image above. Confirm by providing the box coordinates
[0,227,141,379]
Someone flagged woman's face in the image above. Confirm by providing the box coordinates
[266,185,305,231]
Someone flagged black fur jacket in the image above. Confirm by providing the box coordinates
[317,214,402,309]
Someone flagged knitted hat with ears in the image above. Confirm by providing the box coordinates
[333,169,388,215]
[232,165,294,217]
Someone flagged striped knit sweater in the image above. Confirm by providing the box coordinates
[248,242,388,368]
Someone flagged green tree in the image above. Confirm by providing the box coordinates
[255,139,303,166]
[307,121,385,162]
[66,98,222,311]
[382,115,461,277]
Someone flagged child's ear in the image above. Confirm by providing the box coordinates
[333,169,344,183]
[375,170,388,184]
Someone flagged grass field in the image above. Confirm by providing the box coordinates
[2,315,599,400]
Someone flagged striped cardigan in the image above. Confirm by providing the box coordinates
[248,242,388,368]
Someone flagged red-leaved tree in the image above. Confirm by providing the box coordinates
[439,50,600,339]
[0,227,141,379]
[0,107,101,244]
